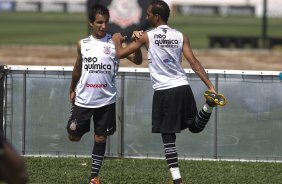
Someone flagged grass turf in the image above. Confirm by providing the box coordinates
[24,157,282,184]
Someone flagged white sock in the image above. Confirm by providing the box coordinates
[170,167,181,180]
[203,104,213,113]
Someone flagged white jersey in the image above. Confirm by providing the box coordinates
[75,34,119,108]
[147,25,189,90]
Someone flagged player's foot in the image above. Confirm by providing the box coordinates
[170,178,184,184]
[90,177,100,184]
[204,90,227,107]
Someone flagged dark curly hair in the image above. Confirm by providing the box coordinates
[150,0,170,22]
[88,3,110,22]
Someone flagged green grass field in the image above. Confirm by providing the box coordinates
[0,12,282,48]
[24,157,282,184]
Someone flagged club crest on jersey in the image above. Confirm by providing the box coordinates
[108,0,141,28]
[103,44,111,54]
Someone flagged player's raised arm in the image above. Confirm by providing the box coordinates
[121,31,144,65]
[112,31,148,62]
[182,34,215,93]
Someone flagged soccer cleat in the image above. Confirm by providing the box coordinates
[90,177,100,184]
[204,90,227,107]
[169,178,184,184]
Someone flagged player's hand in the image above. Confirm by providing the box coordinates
[208,86,216,94]
[207,83,216,94]
[70,91,76,103]
[112,33,127,43]
[131,30,143,41]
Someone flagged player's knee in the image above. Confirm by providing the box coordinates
[68,134,81,142]
[4,162,28,184]
[94,135,107,143]
[9,172,28,184]
[188,126,202,133]
[189,129,201,133]
[17,170,28,184]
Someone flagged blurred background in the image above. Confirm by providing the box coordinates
[0,0,281,49]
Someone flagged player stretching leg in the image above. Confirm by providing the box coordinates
[112,1,227,183]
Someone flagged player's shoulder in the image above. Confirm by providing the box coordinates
[81,35,92,43]
[165,25,181,35]
[147,25,181,34]
[146,27,155,33]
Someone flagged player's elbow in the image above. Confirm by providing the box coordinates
[115,51,127,59]
[134,56,143,65]
[190,60,202,73]
[115,52,122,59]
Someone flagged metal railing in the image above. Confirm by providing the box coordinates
[1,65,282,161]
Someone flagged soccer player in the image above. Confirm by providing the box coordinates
[0,134,28,184]
[112,0,226,183]
[66,4,142,184]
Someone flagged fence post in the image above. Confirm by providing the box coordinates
[117,74,125,158]
[214,74,219,159]
[22,71,27,155]
[0,66,4,138]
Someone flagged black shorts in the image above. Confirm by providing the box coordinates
[0,136,6,157]
[67,103,116,137]
[0,131,3,150]
[0,137,3,154]
[0,134,4,150]
[152,85,197,133]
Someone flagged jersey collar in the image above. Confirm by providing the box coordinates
[91,34,111,42]
[157,25,169,29]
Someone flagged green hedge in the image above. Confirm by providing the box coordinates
[0,12,282,48]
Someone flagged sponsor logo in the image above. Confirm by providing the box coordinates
[162,28,167,34]
[108,0,141,28]
[83,57,112,72]
[83,57,98,63]
[83,37,91,43]
[89,70,111,74]
[154,34,179,48]
[85,82,108,88]
[106,127,114,132]
[163,58,174,63]
[86,48,91,51]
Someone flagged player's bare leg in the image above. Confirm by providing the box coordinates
[0,141,28,184]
